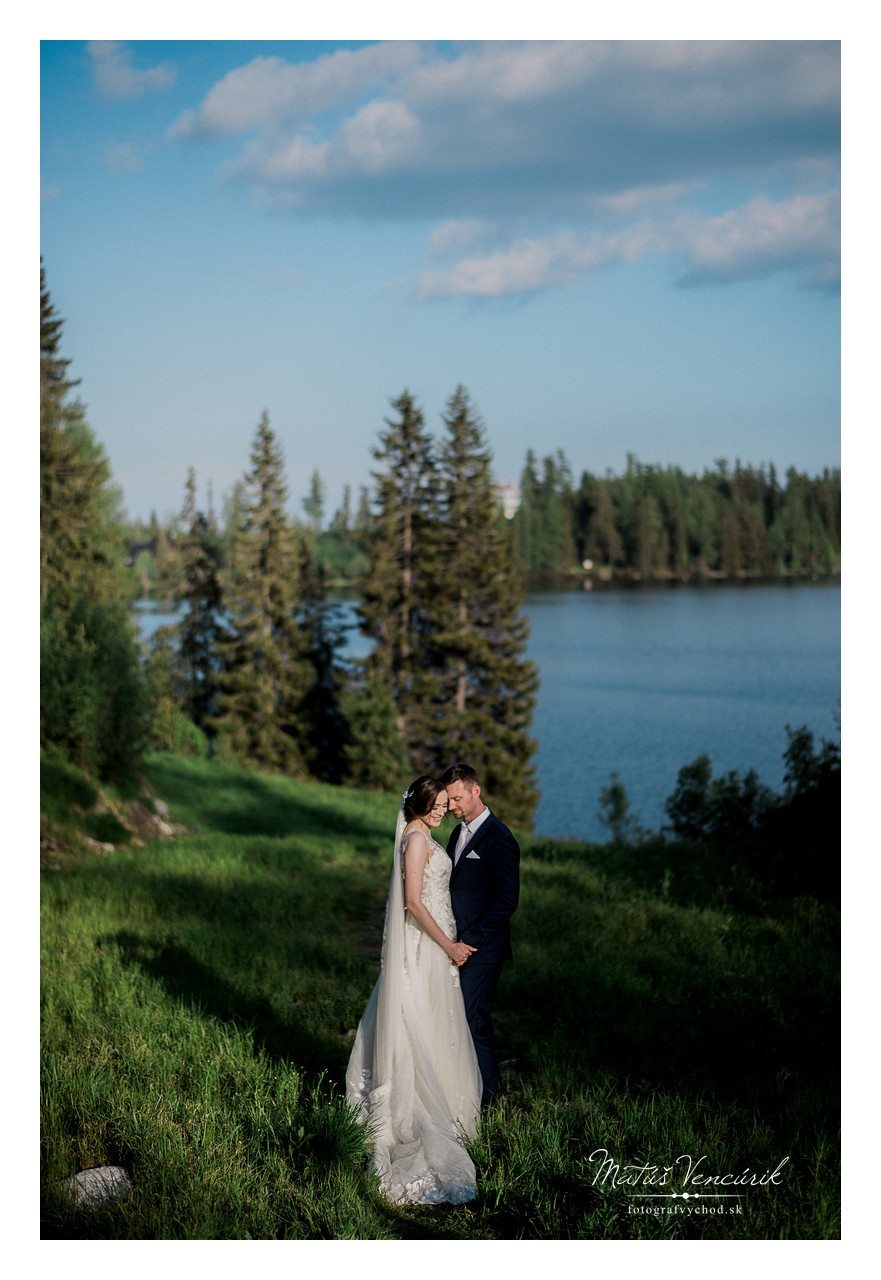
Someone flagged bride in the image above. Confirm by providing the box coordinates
[345,775,482,1204]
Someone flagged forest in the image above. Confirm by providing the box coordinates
[41,260,840,865]
[40,266,538,825]
[128,441,840,600]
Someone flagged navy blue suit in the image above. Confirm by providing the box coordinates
[447,811,520,1105]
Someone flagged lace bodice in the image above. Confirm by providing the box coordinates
[402,831,456,940]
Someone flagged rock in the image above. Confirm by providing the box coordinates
[60,1165,133,1209]
[127,800,181,839]
[86,838,115,854]
[128,800,158,828]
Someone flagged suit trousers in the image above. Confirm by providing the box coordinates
[459,958,504,1106]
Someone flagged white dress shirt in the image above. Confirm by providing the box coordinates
[455,806,491,862]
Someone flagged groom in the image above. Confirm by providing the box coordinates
[441,762,520,1107]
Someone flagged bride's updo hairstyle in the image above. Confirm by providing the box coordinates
[402,775,445,822]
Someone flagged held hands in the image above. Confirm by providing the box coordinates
[449,940,477,967]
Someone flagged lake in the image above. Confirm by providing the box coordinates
[523,581,839,843]
[133,580,840,844]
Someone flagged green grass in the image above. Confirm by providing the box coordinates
[41,752,839,1239]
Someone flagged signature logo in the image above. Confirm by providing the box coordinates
[589,1148,790,1206]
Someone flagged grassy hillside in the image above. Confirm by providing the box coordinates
[40,752,839,1239]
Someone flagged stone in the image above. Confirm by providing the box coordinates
[60,1165,133,1209]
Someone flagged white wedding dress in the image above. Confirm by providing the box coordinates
[345,814,481,1204]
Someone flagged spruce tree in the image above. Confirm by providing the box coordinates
[513,450,541,575]
[295,532,350,783]
[432,386,540,828]
[40,258,76,426]
[591,479,624,573]
[332,485,352,535]
[341,661,410,790]
[40,263,146,779]
[358,391,441,772]
[41,264,129,612]
[302,469,325,534]
[213,413,310,772]
[176,468,228,742]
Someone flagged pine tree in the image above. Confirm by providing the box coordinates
[295,529,350,784]
[591,479,624,573]
[358,391,441,770]
[354,485,373,541]
[332,485,352,534]
[431,387,540,828]
[40,259,77,426]
[635,489,665,577]
[41,265,129,612]
[213,413,310,772]
[176,468,228,742]
[302,468,325,534]
[513,451,541,575]
[669,488,690,576]
[40,264,146,780]
[542,451,577,575]
[341,661,410,790]
[686,475,721,576]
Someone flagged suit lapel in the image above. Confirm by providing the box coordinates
[450,815,493,879]
[448,822,464,875]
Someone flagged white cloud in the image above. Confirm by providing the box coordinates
[404,40,609,107]
[171,40,838,202]
[233,133,329,185]
[167,40,840,297]
[228,97,420,188]
[678,191,840,286]
[339,99,421,172]
[417,226,660,299]
[88,41,176,99]
[417,190,840,299]
[168,43,422,140]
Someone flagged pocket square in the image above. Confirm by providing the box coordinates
[465,850,481,860]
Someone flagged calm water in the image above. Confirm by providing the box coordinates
[134,581,840,844]
[524,582,840,843]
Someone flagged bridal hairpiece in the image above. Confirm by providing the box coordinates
[400,786,413,810]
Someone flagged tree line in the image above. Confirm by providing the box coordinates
[513,449,840,582]
[131,447,840,600]
[40,267,538,826]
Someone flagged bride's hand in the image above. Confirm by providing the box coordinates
[449,941,477,966]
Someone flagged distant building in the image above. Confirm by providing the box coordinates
[496,482,521,519]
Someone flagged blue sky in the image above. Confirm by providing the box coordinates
[40,33,841,524]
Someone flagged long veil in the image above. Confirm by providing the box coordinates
[373,807,408,1081]
[345,804,479,1204]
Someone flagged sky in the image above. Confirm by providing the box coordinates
[39,28,841,525]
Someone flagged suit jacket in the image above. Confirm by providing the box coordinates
[447,812,520,965]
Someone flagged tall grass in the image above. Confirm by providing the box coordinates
[41,752,839,1239]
